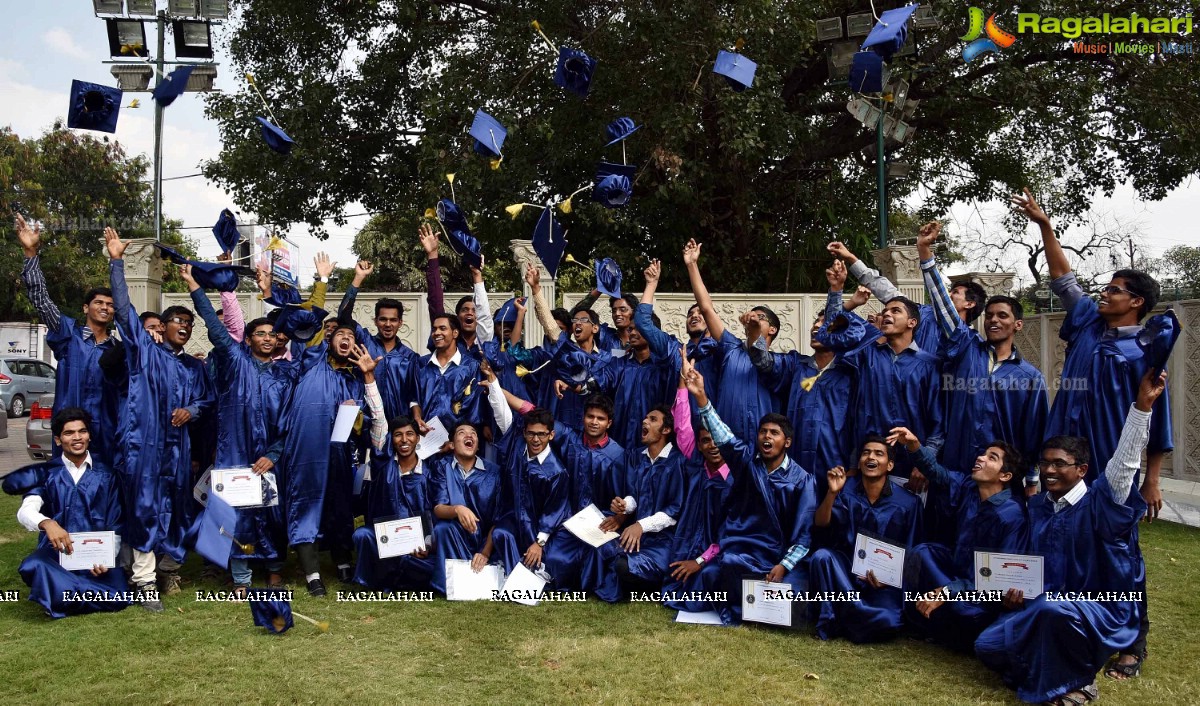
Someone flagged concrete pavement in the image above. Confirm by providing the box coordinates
[0,418,29,478]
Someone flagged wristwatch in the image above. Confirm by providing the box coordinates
[695,556,706,567]
[313,275,325,283]
[537,538,547,548]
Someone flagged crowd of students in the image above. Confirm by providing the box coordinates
[7,188,1176,705]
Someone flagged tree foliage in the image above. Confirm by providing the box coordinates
[203,0,1200,293]
[1,125,196,322]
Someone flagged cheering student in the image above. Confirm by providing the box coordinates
[975,371,1164,705]
[691,369,817,625]
[14,408,134,617]
[251,260,332,362]
[749,260,877,485]
[352,416,437,592]
[183,264,297,593]
[16,214,119,465]
[105,228,214,598]
[337,260,421,423]
[887,426,1028,652]
[662,357,732,615]
[277,318,385,596]
[916,221,1048,496]
[684,238,781,444]
[1015,188,1170,680]
[807,436,924,643]
[418,223,494,356]
[827,240,986,357]
[411,312,484,433]
[428,421,507,594]
[596,404,686,602]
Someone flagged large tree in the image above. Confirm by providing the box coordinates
[202,0,1200,292]
[1,125,196,322]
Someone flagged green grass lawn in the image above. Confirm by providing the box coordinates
[2,489,1198,705]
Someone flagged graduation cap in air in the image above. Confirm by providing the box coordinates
[849,52,886,93]
[1137,308,1181,378]
[255,117,295,155]
[861,4,920,60]
[557,349,594,385]
[554,46,597,97]
[436,198,470,235]
[470,109,507,167]
[1,461,52,496]
[605,117,641,147]
[212,209,241,254]
[274,304,329,343]
[250,589,295,634]
[265,282,302,307]
[594,258,623,298]
[592,162,635,208]
[713,50,756,92]
[66,80,123,134]
[447,230,483,270]
[532,206,567,278]
[151,64,195,107]
[494,297,520,325]
[191,494,241,568]
[153,243,254,292]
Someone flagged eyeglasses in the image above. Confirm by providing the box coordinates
[1036,459,1078,471]
[250,331,275,338]
[167,317,192,327]
[524,430,551,439]
[1099,284,1136,297]
[571,317,593,325]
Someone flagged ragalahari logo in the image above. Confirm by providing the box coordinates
[962,7,1017,61]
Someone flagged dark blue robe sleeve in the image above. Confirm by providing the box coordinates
[634,303,673,360]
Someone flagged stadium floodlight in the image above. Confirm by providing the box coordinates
[93,0,123,15]
[846,13,875,37]
[173,20,213,59]
[126,0,157,16]
[815,17,843,42]
[106,18,148,57]
[167,0,199,16]
[910,6,940,30]
[200,0,230,20]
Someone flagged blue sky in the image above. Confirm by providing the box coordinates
[4,2,1198,285]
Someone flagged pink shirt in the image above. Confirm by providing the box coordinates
[673,387,726,563]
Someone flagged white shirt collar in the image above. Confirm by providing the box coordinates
[63,452,93,484]
[527,446,552,464]
[643,442,674,462]
[429,348,463,373]
[455,456,485,478]
[396,457,424,476]
[1052,480,1089,511]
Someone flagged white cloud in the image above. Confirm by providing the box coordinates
[43,27,89,60]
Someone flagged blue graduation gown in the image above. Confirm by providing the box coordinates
[634,302,721,424]
[19,460,131,618]
[975,477,1143,703]
[428,454,506,593]
[414,352,484,429]
[491,439,570,574]
[277,349,365,550]
[542,425,625,592]
[599,347,680,450]
[596,323,626,358]
[357,330,421,424]
[905,448,1028,650]
[662,459,732,613]
[713,438,817,624]
[714,331,779,444]
[353,454,435,590]
[543,334,617,432]
[936,320,1048,478]
[808,476,923,643]
[45,316,119,466]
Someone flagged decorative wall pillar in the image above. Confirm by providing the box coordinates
[510,239,556,346]
[123,238,163,314]
[952,271,1017,298]
[869,244,923,302]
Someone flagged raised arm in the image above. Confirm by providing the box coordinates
[15,214,63,330]
[683,239,726,342]
[887,427,952,487]
[524,263,560,339]
[916,222,961,341]
[508,297,527,346]
[350,343,387,453]
[828,241,903,304]
[480,362,513,435]
[419,223,445,320]
[472,262,494,344]
[1011,188,1068,280]
[181,265,237,355]
[673,352,696,459]
[1108,372,1165,504]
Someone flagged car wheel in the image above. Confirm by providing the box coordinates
[8,394,25,418]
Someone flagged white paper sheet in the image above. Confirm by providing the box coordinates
[851,533,906,588]
[499,563,547,606]
[331,401,361,443]
[741,579,793,627]
[211,468,265,508]
[563,504,619,548]
[193,466,212,507]
[59,531,117,571]
[674,610,725,625]
[445,559,505,601]
[415,417,449,460]
[974,551,1044,598]
[375,516,426,559]
[889,474,928,506]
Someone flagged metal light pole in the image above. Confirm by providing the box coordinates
[876,101,887,249]
[153,10,166,241]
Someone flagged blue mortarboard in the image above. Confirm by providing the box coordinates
[1137,309,1181,378]
[557,349,593,384]
[154,243,254,292]
[436,199,471,234]
[605,117,641,147]
[532,206,566,278]
[250,589,295,634]
[151,64,195,107]
[212,208,240,254]
[469,109,507,158]
[713,50,756,92]
[256,116,295,155]
[2,462,52,496]
[266,282,302,307]
[849,52,886,93]
[448,230,483,269]
[494,297,519,325]
[595,258,623,298]
[593,162,636,208]
[554,46,597,97]
[66,80,122,134]
[193,494,238,568]
[274,304,329,343]
[861,4,920,60]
